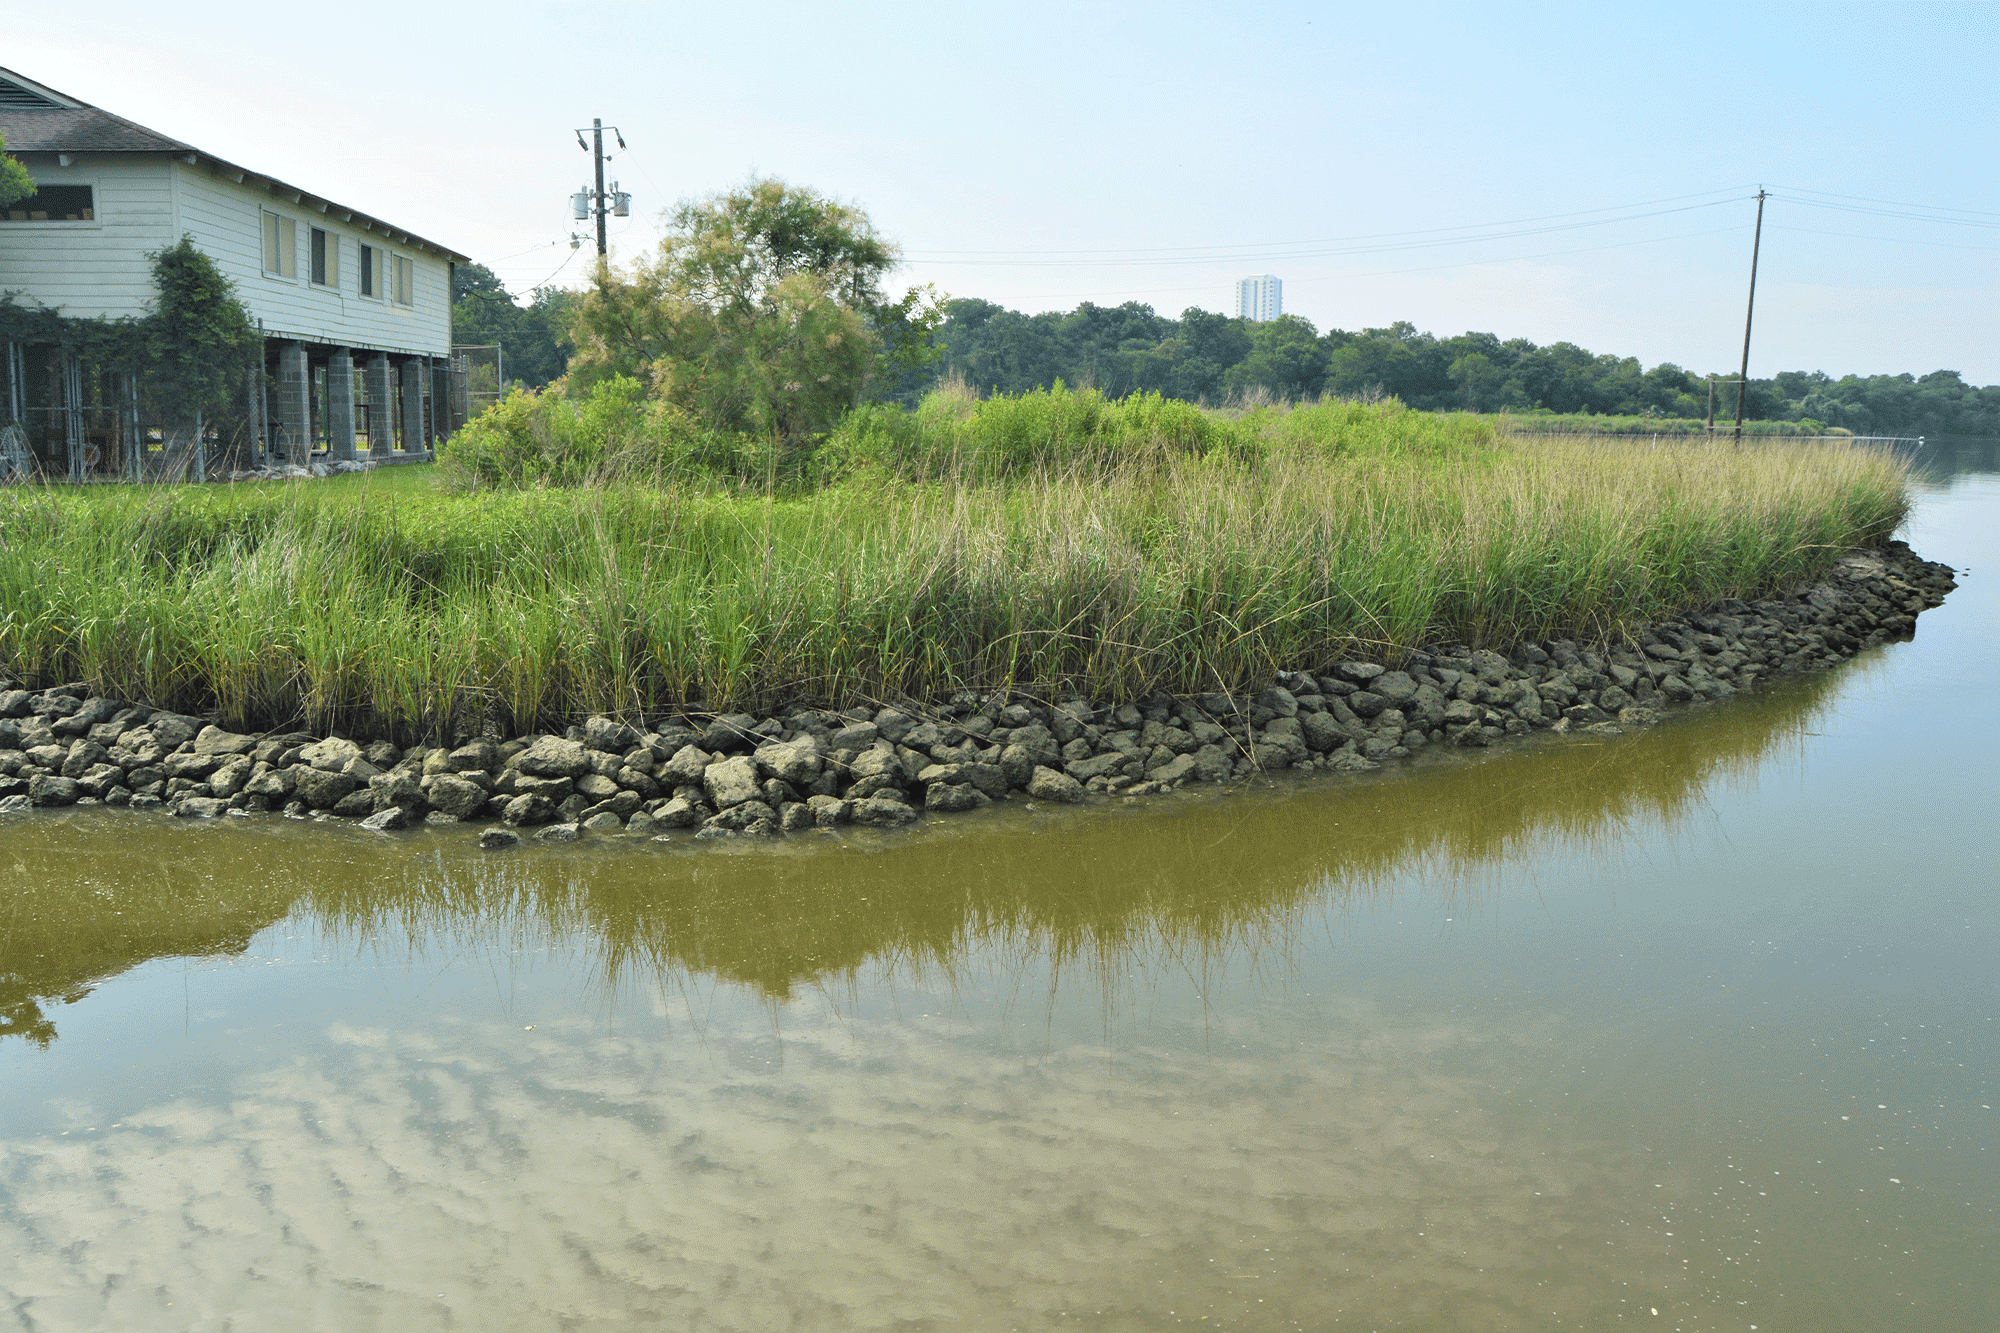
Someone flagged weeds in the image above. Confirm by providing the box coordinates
[0,409,1910,740]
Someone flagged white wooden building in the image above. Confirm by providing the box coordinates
[0,65,471,479]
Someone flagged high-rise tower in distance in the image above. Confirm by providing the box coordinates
[1235,275,1282,323]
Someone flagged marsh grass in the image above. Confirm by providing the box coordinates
[0,431,1908,740]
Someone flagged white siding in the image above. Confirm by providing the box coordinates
[0,155,176,318]
[170,164,452,356]
[0,155,454,357]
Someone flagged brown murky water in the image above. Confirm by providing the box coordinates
[3,441,1996,1332]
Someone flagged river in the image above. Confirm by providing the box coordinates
[2,439,1994,1332]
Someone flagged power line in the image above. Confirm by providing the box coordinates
[903,197,1756,269]
[903,186,1758,258]
[1022,223,1749,304]
[1771,184,2000,220]
[1767,224,2000,253]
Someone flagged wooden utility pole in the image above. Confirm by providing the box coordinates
[1733,189,1768,444]
[591,119,608,258]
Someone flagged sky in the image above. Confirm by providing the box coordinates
[8,0,1998,382]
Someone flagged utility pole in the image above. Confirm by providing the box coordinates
[571,120,630,262]
[591,119,607,257]
[1733,188,1768,444]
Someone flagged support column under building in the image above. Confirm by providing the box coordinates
[399,358,425,455]
[326,349,357,462]
[276,342,310,467]
[364,352,393,457]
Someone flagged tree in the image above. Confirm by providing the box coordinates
[1223,315,1327,400]
[570,177,940,442]
[450,261,575,390]
[0,134,34,209]
[143,236,256,426]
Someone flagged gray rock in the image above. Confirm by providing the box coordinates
[852,796,919,826]
[515,736,591,779]
[1007,723,1062,768]
[293,767,359,810]
[174,795,229,818]
[369,767,424,802]
[1065,751,1130,782]
[28,774,79,806]
[658,743,712,786]
[192,725,258,757]
[653,796,703,828]
[1371,671,1418,705]
[330,790,377,817]
[1658,674,1695,702]
[707,800,778,832]
[1333,661,1384,684]
[1256,685,1299,718]
[755,739,823,785]
[60,739,111,778]
[807,794,853,826]
[581,715,639,752]
[581,811,624,833]
[1027,765,1085,804]
[996,743,1036,791]
[426,773,489,819]
[1326,748,1380,773]
[1148,752,1198,785]
[536,822,582,843]
[831,721,879,750]
[359,806,410,832]
[500,793,555,827]
[625,811,658,837]
[702,754,762,809]
[777,802,813,832]
[208,758,255,799]
[423,811,462,826]
[1346,690,1387,719]
[0,794,32,814]
[145,714,203,750]
[448,741,500,773]
[299,737,362,772]
[925,782,982,813]
[575,772,621,801]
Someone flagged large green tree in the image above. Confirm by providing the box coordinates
[570,177,942,443]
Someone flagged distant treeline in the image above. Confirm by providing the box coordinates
[452,266,1997,440]
[890,299,1998,438]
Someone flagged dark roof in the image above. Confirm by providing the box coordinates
[0,66,470,264]
[0,106,192,154]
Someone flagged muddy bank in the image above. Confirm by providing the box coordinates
[0,541,1958,845]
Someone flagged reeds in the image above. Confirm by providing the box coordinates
[0,432,1909,740]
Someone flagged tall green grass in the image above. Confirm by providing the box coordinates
[0,423,1910,740]
[1491,411,1853,438]
[440,378,1500,490]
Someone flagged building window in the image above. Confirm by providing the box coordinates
[2,183,93,222]
[359,243,381,298]
[262,212,297,278]
[392,254,414,307]
[310,227,339,287]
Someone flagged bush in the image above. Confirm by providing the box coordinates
[439,375,771,489]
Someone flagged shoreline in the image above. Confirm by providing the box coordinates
[0,540,1958,846]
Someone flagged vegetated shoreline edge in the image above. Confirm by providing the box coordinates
[0,539,1959,847]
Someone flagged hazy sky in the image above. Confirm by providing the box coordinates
[10,1,1997,381]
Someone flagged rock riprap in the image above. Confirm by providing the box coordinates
[0,541,1958,841]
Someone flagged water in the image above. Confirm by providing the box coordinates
[3,440,1995,1332]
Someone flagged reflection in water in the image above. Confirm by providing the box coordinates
[4,454,1994,1330]
[0,1000,1679,1331]
[6,664,1847,1041]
